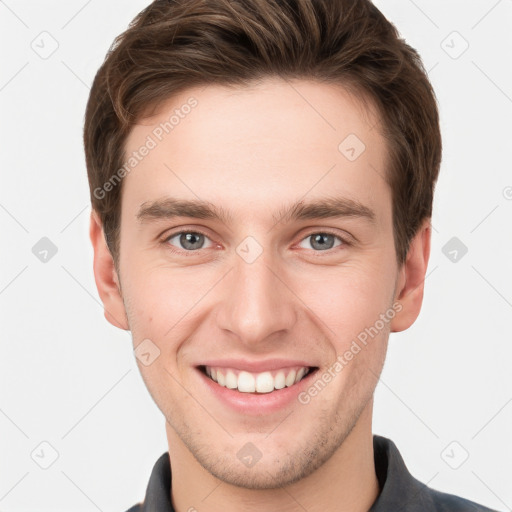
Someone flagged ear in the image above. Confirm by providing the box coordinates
[390,218,432,332]
[89,209,130,330]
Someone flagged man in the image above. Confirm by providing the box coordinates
[85,0,498,510]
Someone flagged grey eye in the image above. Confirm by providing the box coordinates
[299,233,342,251]
[167,232,212,251]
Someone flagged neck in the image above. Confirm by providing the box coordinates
[166,400,380,512]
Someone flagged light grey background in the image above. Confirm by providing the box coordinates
[1,1,511,511]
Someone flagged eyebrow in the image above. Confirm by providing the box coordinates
[136,196,376,226]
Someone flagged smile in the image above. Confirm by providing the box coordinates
[200,365,315,393]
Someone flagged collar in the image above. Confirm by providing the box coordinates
[369,434,436,510]
[134,434,486,511]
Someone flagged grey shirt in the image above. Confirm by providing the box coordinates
[125,434,499,511]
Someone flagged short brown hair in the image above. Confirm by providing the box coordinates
[84,0,442,268]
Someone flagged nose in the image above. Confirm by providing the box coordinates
[215,246,297,348]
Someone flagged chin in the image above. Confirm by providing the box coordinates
[201,451,321,490]
[182,423,351,490]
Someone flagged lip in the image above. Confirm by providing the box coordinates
[197,358,315,373]
[195,362,319,415]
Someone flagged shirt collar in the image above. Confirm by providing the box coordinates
[369,434,436,511]
[138,434,433,512]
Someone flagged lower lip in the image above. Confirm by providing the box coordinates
[197,367,318,415]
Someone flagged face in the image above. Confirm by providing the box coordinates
[91,77,429,489]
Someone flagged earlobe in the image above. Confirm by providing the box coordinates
[89,209,130,331]
[390,219,432,333]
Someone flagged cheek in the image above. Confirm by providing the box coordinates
[297,260,396,337]
[125,257,172,305]
[122,264,209,351]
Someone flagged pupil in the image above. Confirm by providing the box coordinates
[312,233,334,250]
[181,232,203,250]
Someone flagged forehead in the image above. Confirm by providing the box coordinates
[121,77,390,224]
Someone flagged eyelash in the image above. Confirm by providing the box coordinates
[161,229,351,256]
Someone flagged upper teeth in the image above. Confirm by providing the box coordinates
[205,366,310,393]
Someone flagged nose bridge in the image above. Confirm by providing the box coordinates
[216,244,297,346]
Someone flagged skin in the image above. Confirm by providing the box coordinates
[90,77,431,512]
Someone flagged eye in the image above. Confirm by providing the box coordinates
[298,232,345,251]
[164,230,214,251]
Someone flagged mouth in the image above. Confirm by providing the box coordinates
[198,365,318,394]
